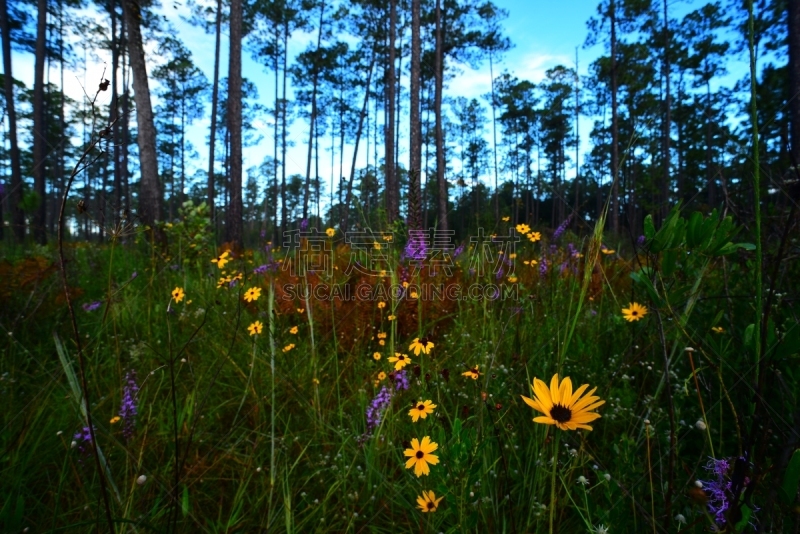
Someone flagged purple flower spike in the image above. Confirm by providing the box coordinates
[82,301,102,312]
[120,370,140,440]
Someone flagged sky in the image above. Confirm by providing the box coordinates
[6,0,764,216]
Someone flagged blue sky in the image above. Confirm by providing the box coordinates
[7,0,763,213]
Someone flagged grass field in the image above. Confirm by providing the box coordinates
[1,207,798,534]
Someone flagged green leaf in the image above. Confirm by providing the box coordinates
[662,249,679,277]
[182,485,190,517]
[780,449,800,505]
[644,215,656,240]
[734,503,753,531]
[629,271,661,307]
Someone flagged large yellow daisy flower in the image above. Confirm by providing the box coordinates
[244,287,262,302]
[621,302,647,322]
[408,400,437,422]
[416,490,444,513]
[388,353,411,370]
[408,337,434,356]
[521,374,605,431]
[403,436,439,477]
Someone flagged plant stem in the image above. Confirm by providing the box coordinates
[747,0,762,386]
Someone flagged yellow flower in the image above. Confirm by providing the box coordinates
[410,291,419,299]
[508,276,518,283]
[408,400,437,422]
[373,352,382,361]
[282,344,295,353]
[217,276,232,288]
[402,281,409,288]
[403,436,439,477]
[171,287,185,303]
[373,242,382,250]
[601,246,615,255]
[524,259,538,266]
[521,374,605,431]
[248,321,263,336]
[110,416,121,424]
[516,223,531,234]
[388,353,410,370]
[388,315,397,321]
[211,250,230,268]
[378,339,386,346]
[378,301,386,309]
[377,332,387,339]
[509,253,517,259]
[297,308,304,314]
[408,337,434,356]
[527,231,542,242]
[416,490,444,513]
[377,371,387,381]
[711,326,725,334]
[380,269,387,277]
[325,227,335,237]
[621,302,648,322]
[462,365,480,380]
[501,216,510,222]
[312,378,320,385]
[289,326,299,334]
[244,287,262,302]
[382,234,393,241]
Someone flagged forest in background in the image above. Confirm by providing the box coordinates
[0,0,797,246]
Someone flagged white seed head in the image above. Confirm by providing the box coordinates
[136,475,147,485]
[695,420,707,431]
[694,480,703,488]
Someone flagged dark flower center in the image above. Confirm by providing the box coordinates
[632,311,638,316]
[416,450,424,459]
[418,404,425,411]
[399,356,405,361]
[550,404,572,423]
[426,502,434,509]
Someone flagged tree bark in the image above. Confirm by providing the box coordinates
[122,0,162,236]
[1,0,24,241]
[385,0,398,222]
[110,0,122,226]
[208,0,222,225]
[303,0,326,221]
[790,0,800,184]
[610,0,619,233]
[434,0,448,231]
[662,0,671,221]
[281,21,288,235]
[342,53,376,231]
[408,0,422,230]
[226,0,243,247]
[32,0,47,244]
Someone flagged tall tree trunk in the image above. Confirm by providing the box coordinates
[790,0,800,184]
[110,0,122,226]
[342,53,376,231]
[32,0,47,244]
[121,13,131,218]
[434,0,447,231]
[662,0,671,221]
[489,52,499,222]
[281,21,288,235]
[303,0,325,221]
[208,0,222,225]
[574,49,580,229]
[706,81,714,207]
[227,0,243,246]
[408,0,422,230]
[610,0,619,233]
[122,0,162,236]
[1,0,24,241]
[385,0,398,222]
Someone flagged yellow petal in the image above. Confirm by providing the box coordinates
[559,376,573,406]
[550,374,561,405]
[406,457,418,469]
[533,416,556,425]
[567,383,590,407]
[425,453,439,465]
[533,378,553,411]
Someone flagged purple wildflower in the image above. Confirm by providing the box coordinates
[637,235,646,247]
[131,271,138,279]
[495,267,504,280]
[453,243,465,258]
[393,369,409,390]
[552,214,573,240]
[82,301,102,312]
[120,370,139,440]
[404,231,428,262]
[702,456,755,527]
[73,425,95,456]
[366,386,393,431]
[300,218,309,230]
[539,257,548,275]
